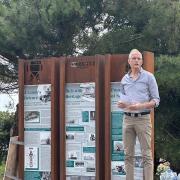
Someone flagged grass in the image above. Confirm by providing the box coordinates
[0,163,5,179]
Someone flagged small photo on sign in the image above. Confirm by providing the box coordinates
[25,111,40,123]
[25,147,39,169]
[112,161,126,175]
[113,141,123,152]
[90,111,95,121]
[89,134,95,141]
[37,84,51,103]
[86,162,96,172]
[40,171,51,180]
[68,151,78,160]
[83,154,95,161]
[40,131,51,145]
[80,83,95,102]
[82,111,89,122]
[66,133,75,140]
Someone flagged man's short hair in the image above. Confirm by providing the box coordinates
[128,49,142,59]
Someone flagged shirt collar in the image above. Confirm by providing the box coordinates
[128,67,143,78]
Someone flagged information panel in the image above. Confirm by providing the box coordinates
[65,82,96,180]
[24,84,51,180]
[111,82,143,180]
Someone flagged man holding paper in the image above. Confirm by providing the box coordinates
[117,49,160,180]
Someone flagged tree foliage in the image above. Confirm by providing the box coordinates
[0,111,14,163]
[155,55,180,173]
[0,55,18,93]
[80,0,180,56]
[0,0,104,58]
[0,0,179,59]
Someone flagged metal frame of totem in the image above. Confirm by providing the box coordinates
[18,52,154,180]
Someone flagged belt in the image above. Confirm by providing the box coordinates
[124,111,150,117]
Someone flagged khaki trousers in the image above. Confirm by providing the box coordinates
[123,114,153,180]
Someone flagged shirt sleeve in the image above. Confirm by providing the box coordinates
[148,74,160,107]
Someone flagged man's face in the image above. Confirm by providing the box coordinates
[128,52,143,70]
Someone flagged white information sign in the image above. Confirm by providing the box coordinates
[65,83,96,180]
[24,84,51,180]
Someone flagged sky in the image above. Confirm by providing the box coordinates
[0,55,18,112]
[0,93,18,112]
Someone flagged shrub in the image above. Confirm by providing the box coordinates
[0,111,14,163]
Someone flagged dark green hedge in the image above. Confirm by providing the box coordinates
[154,55,180,173]
[0,111,14,163]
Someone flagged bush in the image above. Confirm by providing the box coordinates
[0,163,5,179]
[0,111,14,163]
[155,55,180,173]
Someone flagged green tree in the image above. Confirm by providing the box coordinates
[143,0,180,55]
[83,0,180,55]
[0,111,14,163]
[0,0,104,58]
[155,55,180,173]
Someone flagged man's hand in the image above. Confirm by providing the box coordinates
[127,103,143,111]
[127,100,156,111]
[117,101,129,109]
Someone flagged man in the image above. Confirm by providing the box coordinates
[117,49,160,180]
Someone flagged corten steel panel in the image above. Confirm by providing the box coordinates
[18,58,59,180]
[18,60,25,180]
[65,56,97,83]
[110,54,129,82]
[59,58,66,180]
[142,52,155,161]
[104,55,111,180]
[104,52,155,180]
[60,55,105,180]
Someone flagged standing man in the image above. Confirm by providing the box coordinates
[118,49,160,180]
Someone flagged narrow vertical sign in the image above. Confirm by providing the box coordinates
[24,84,51,180]
[65,82,96,180]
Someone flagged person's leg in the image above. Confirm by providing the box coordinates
[135,115,153,180]
[123,116,136,180]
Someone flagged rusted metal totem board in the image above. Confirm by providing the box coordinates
[18,52,154,180]
[104,52,154,180]
[59,55,105,180]
[18,58,60,180]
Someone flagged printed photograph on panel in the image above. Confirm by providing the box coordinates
[40,131,51,145]
[80,83,95,102]
[90,111,95,121]
[40,171,51,180]
[89,134,95,142]
[24,84,51,107]
[86,162,96,173]
[111,161,126,175]
[68,151,79,160]
[25,111,40,123]
[24,171,51,180]
[25,147,39,169]
[66,133,75,140]
[83,153,95,161]
[113,141,123,152]
[37,84,51,103]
